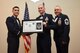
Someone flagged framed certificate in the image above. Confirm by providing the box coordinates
[22,19,43,33]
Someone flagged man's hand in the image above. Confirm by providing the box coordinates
[43,22,47,27]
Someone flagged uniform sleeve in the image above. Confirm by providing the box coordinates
[48,15,57,29]
[62,15,70,42]
[6,17,19,35]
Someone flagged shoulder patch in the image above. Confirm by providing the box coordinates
[64,18,69,25]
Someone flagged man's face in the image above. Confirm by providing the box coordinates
[38,5,45,15]
[12,8,19,17]
[54,7,62,16]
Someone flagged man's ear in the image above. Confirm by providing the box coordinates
[44,7,46,11]
[60,9,62,12]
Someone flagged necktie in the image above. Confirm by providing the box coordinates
[16,18,21,27]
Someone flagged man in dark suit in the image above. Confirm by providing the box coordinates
[36,4,56,53]
[6,6,22,53]
[53,6,70,53]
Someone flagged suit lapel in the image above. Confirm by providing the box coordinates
[17,18,21,27]
[12,16,21,27]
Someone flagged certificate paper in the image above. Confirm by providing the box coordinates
[22,20,43,33]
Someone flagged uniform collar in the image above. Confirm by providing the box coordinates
[40,13,46,16]
[12,15,18,19]
[55,13,62,17]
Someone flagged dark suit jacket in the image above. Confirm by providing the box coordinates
[36,13,56,53]
[36,13,56,37]
[6,16,22,38]
[54,13,70,42]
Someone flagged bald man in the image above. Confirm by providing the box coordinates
[53,6,70,53]
[36,4,56,53]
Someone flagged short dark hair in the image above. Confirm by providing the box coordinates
[12,6,19,10]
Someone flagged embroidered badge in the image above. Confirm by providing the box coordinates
[64,18,69,25]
